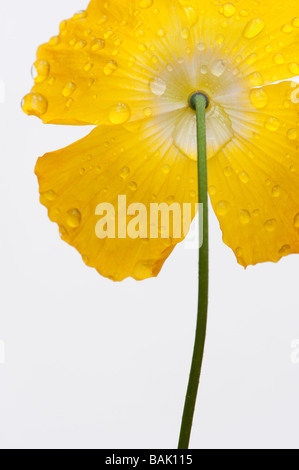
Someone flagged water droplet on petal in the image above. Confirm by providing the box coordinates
[294,213,299,228]
[220,3,236,18]
[287,128,298,140]
[41,190,57,202]
[149,77,167,96]
[239,210,251,224]
[216,201,230,216]
[62,82,77,97]
[22,93,48,117]
[104,60,118,76]
[244,18,265,39]
[49,36,61,46]
[273,53,285,65]
[292,18,299,28]
[84,62,93,72]
[248,72,263,86]
[288,63,299,75]
[161,164,170,174]
[66,209,81,228]
[281,24,293,33]
[181,28,190,40]
[197,42,206,52]
[73,10,87,21]
[250,88,268,108]
[264,219,277,232]
[265,117,280,132]
[120,167,130,179]
[91,38,106,51]
[129,182,138,191]
[239,171,249,184]
[272,185,281,198]
[31,60,50,83]
[139,0,153,8]
[109,103,131,124]
[209,186,217,196]
[143,107,153,117]
[279,244,291,255]
[211,60,227,77]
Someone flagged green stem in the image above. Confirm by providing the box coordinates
[178,94,209,450]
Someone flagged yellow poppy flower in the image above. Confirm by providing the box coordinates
[23,0,299,281]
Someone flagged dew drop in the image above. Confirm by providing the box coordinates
[287,128,298,140]
[279,244,291,255]
[62,82,77,97]
[181,28,190,40]
[220,3,237,17]
[129,181,138,191]
[65,98,73,109]
[74,39,87,50]
[143,107,153,117]
[149,77,167,96]
[109,103,131,124]
[244,18,265,39]
[184,6,198,26]
[273,53,285,65]
[120,166,130,179]
[209,186,217,196]
[49,36,61,46]
[250,88,268,108]
[84,62,93,72]
[239,171,249,184]
[281,24,293,33]
[239,210,251,224]
[22,93,48,117]
[91,38,106,51]
[211,60,227,77]
[139,0,153,8]
[288,63,299,75]
[294,213,299,228]
[161,164,170,174]
[66,209,81,228]
[31,60,50,83]
[248,72,263,86]
[246,53,258,65]
[104,60,118,76]
[264,219,277,232]
[41,190,57,202]
[216,201,230,216]
[73,10,87,21]
[265,116,280,132]
[272,185,281,198]
[216,34,224,45]
[292,18,299,28]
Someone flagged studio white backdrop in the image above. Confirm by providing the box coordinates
[0,0,299,450]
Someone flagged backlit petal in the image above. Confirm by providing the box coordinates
[36,119,198,281]
[208,81,299,267]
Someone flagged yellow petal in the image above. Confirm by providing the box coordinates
[23,0,299,155]
[180,0,299,84]
[23,0,189,125]
[36,119,198,281]
[208,81,299,267]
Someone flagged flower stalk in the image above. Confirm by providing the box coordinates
[178,93,209,449]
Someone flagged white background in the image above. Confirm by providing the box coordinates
[0,0,299,450]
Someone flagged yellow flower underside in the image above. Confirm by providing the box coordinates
[23,0,299,280]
